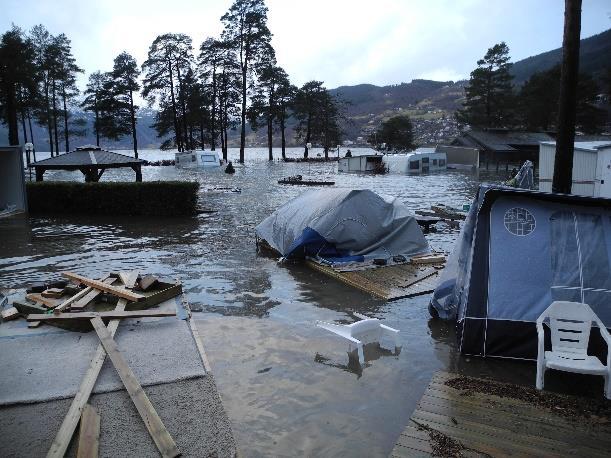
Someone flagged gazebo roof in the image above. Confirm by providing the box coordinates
[31,146,145,169]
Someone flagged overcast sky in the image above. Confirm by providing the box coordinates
[2,0,610,92]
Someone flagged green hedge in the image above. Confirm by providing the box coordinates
[27,181,200,216]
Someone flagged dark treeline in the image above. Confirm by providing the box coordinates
[457,41,607,133]
[0,0,344,161]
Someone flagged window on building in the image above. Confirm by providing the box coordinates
[433,159,438,165]
[191,154,196,162]
[409,160,420,170]
[439,159,446,166]
[421,157,429,164]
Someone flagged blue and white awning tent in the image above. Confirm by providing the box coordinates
[430,185,611,360]
[256,189,430,264]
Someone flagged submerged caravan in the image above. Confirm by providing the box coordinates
[430,184,611,360]
[255,188,431,265]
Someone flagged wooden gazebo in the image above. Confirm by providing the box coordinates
[31,145,145,182]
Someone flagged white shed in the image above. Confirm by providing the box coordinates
[0,146,27,216]
[539,141,611,198]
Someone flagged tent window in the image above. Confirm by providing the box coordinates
[550,211,611,309]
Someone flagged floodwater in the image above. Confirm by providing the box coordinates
[0,147,578,456]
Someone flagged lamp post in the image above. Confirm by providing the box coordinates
[337,144,341,159]
[306,142,312,160]
[381,142,386,154]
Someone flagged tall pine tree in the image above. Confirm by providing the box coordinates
[221,0,272,163]
[457,42,514,128]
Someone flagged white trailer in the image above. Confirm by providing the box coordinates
[175,150,223,169]
[338,154,384,173]
[383,148,447,174]
[539,141,611,198]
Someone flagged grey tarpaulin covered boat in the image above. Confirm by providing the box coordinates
[430,184,611,360]
[256,188,430,264]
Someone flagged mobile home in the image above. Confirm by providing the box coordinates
[175,150,223,169]
[539,141,611,198]
[383,148,447,174]
[338,154,384,173]
[0,146,27,217]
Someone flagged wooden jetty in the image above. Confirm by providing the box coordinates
[306,258,443,301]
[391,371,611,457]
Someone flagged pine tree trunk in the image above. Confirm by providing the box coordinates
[175,63,190,150]
[199,121,205,150]
[27,111,36,161]
[552,0,582,194]
[210,68,217,151]
[267,116,273,161]
[52,79,59,155]
[94,106,100,147]
[129,90,138,158]
[280,114,286,160]
[239,67,247,163]
[304,113,311,159]
[62,86,69,152]
[45,80,54,157]
[167,58,182,152]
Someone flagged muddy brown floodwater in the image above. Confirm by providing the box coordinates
[0,147,599,457]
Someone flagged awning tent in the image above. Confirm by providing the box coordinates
[256,189,430,264]
[430,185,611,360]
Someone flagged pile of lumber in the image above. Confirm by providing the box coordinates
[0,271,184,457]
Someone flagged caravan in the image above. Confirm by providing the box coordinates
[383,148,447,173]
[175,151,223,169]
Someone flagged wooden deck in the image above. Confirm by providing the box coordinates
[306,260,442,301]
[391,371,611,457]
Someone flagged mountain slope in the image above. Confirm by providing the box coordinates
[510,28,611,85]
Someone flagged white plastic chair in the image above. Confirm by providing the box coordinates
[536,301,611,399]
[316,312,400,366]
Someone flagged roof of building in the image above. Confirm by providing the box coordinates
[540,140,611,152]
[32,146,144,169]
[452,129,554,152]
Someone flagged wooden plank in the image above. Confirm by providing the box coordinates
[118,271,139,289]
[54,287,97,313]
[47,299,128,458]
[422,385,611,442]
[417,394,611,450]
[41,288,65,298]
[28,320,42,328]
[409,410,566,457]
[27,309,176,322]
[90,316,180,458]
[62,272,145,302]
[411,254,446,265]
[71,277,117,311]
[1,306,20,321]
[26,293,59,309]
[76,404,100,458]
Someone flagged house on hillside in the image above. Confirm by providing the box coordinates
[451,129,554,170]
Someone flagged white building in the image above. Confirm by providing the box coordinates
[539,141,611,198]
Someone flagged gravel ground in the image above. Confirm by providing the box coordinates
[0,375,238,457]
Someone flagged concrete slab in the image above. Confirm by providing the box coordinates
[0,375,238,457]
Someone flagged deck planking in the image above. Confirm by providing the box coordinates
[306,260,442,301]
[391,371,611,457]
